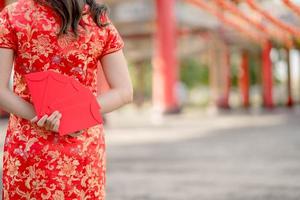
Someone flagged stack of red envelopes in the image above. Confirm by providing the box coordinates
[25,71,103,136]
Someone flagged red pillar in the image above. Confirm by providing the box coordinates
[262,41,273,108]
[286,48,294,107]
[217,45,231,108]
[152,0,179,113]
[239,51,250,107]
[208,39,218,107]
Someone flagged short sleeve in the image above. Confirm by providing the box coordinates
[0,6,17,51]
[100,14,124,58]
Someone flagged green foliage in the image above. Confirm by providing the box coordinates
[142,63,153,98]
[128,61,153,99]
[180,58,209,89]
[127,53,267,101]
[230,62,239,87]
[249,53,261,85]
[128,58,211,101]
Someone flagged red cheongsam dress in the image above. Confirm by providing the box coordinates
[0,0,124,199]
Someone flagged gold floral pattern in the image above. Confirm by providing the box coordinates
[32,34,54,57]
[0,0,124,199]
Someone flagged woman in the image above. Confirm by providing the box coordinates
[0,0,133,199]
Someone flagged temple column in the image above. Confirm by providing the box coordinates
[262,41,273,108]
[239,51,250,107]
[286,48,294,107]
[152,0,180,114]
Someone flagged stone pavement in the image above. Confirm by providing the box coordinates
[1,106,300,200]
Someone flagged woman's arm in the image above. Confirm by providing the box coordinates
[0,48,36,120]
[97,49,133,114]
[0,48,61,132]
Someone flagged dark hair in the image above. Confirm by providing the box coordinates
[35,0,110,37]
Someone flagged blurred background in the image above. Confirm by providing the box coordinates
[1,0,300,199]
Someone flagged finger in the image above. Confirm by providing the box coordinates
[69,133,80,137]
[53,120,60,133]
[44,119,51,130]
[45,111,59,126]
[56,112,62,119]
[46,111,62,130]
[50,118,59,131]
[53,125,58,133]
[52,112,62,126]
[69,131,78,136]
[48,111,60,121]
[30,116,38,123]
[69,130,83,137]
[69,132,79,137]
[37,115,48,127]
[49,112,62,127]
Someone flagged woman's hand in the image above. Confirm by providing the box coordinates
[30,110,85,137]
[30,111,84,136]
[68,130,84,137]
[30,111,62,133]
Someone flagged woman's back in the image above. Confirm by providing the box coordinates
[0,0,125,199]
[0,0,124,97]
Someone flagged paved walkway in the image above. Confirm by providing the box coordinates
[1,106,300,199]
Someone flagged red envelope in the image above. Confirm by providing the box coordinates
[48,94,103,136]
[25,70,103,136]
[46,77,103,136]
[42,71,80,115]
[25,71,50,118]
[25,71,72,118]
